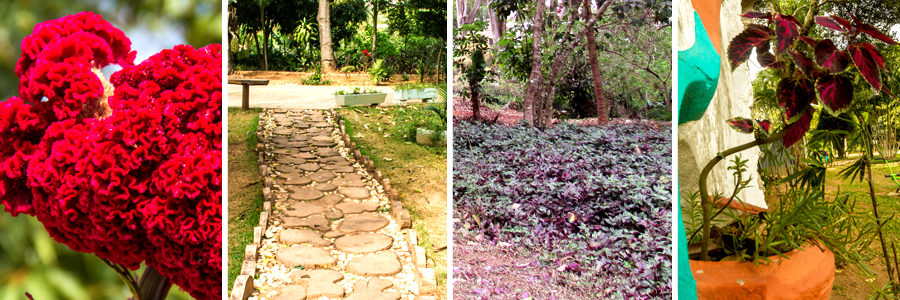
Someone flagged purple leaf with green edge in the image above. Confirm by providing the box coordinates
[756,40,771,54]
[789,51,816,77]
[849,42,885,90]
[757,51,779,67]
[814,40,850,73]
[816,75,854,113]
[799,36,818,46]
[783,109,812,147]
[815,15,848,32]
[777,77,814,119]
[757,120,772,134]
[858,23,900,45]
[831,15,853,31]
[742,11,772,20]
[728,24,773,70]
[774,14,800,54]
[726,117,755,134]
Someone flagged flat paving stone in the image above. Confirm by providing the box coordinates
[270,285,306,300]
[324,231,344,238]
[298,147,316,152]
[282,216,330,231]
[291,270,344,298]
[294,153,317,159]
[296,163,320,172]
[310,170,336,182]
[292,122,310,129]
[312,141,337,147]
[332,166,355,173]
[325,210,344,219]
[291,188,324,201]
[275,165,297,173]
[275,156,307,164]
[343,279,400,300]
[320,156,348,163]
[277,246,335,268]
[273,128,293,135]
[335,202,380,214]
[339,215,388,233]
[333,174,366,187]
[272,149,294,154]
[334,234,393,253]
[280,229,331,246]
[347,251,402,276]
[281,176,312,186]
[274,141,308,148]
[311,136,334,142]
[338,187,370,199]
[316,149,341,157]
[314,183,337,192]
[285,202,327,217]
[320,195,342,206]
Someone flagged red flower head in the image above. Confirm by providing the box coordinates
[0,12,221,300]
[362,49,368,54]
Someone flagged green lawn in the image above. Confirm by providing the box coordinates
[226,107,264,293]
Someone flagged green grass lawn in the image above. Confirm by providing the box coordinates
[226,107,264,293]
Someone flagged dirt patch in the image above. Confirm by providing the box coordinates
[231,71,429,87]
[339,106,448,298]
[227,108,265,290]
[452,96,671,127]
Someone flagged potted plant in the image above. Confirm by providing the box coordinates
[684,11,896,299]
[394,82,438,102]
[415,104,448,146]
[334,86,387,106]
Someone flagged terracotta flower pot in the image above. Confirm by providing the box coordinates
[689,243,835,300]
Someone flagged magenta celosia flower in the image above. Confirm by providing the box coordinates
[0,12,221,300]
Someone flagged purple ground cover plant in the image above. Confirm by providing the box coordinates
[453,121,672,299]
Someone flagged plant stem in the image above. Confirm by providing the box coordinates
[138,265,172,300]
[98,257,141,300]
[698,123,793,261]
[866,141,897,291]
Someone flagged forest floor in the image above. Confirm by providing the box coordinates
[339,105,449,297]
[452,97,671,127]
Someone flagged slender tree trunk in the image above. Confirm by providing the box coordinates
[522,0,546,125]
[261,8,269,70]
[371,0,379,57]
[254,30,263,69]
[583,0,608,124]
[318,0,335,72]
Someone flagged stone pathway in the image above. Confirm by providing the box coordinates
[232,108,436,300]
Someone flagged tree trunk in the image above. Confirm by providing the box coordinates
[522,0,546,125]
[371,0,379,57]
[487,5,505,46]
[318,0,334,72]
[583,0,608,125]
[260,8,269,70]
[254,30,263,69]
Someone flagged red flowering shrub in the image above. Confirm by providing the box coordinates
[0,12,221,300]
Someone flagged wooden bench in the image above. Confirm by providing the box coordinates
[228,79,269,110]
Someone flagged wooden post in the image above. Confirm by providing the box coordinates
[242,83,250,110]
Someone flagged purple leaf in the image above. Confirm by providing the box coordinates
[757,51,779,68]
[849,42,886,90]
[757,120,772,134]
[816,75,854,113]
[728,24,774,70]
[726,117,755,134]
[789,51,816,78]
[858,23,900,45]
[815,15,848,32]
[777,77,814,119]
[774,14,800,55]
[741,11,772,20]
[798,36,819,46]
[783,109,812,147]
[814,40,850,73]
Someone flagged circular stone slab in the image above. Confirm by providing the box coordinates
[312,141,337,147]
[291,270,344,298]
[339,187,370,199]
[314,183,337,192]
[270,285,306,300]
[339,215,388,233]
[291,189,324,201]
[277,246,335,268]
[282,176,312,186]
[311,136,334,142]
[347,251,402,276]
[273,128,293,135]
[296,163,321,172]
[299,147,317,152]
[310,170,336,182]
[280,229,332,246]
[292,122,310,129]
[312,122,333,128]
[294,153,317,159]
[316,149,341,157]
[285,202,327,218]
[334,234,393,253]
[335,202,380,214]
[321,156,348,163]
[333,174,366,187]
[325,210,344,219]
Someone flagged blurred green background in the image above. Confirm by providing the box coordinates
[0,0,221,299]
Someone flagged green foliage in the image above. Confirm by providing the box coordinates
[301,65,333,85]
[334,86,381,95]
[368,59,391,83]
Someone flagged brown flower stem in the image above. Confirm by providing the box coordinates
[698,123,794,261]
[138,265,172,300]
